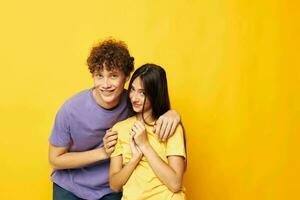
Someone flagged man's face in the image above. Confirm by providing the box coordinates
[93,67,129,109]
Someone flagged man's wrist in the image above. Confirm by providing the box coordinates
[96,147,110,160]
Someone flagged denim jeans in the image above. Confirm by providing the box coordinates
[53,183,122,200]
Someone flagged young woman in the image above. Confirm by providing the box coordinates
[109,64,186,200]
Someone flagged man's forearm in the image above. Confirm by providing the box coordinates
[50,147,109,170]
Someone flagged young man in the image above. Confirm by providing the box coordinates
[48,39,180,200]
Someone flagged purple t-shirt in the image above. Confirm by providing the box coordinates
[49,88,128,200]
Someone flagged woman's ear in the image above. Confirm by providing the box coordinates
[126,76,130,82]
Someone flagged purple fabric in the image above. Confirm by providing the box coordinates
[49,88,128,200]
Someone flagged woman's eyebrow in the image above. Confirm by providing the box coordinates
[131,84,144,91]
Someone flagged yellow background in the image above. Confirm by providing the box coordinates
[0,0,299,199]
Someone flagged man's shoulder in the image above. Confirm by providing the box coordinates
[58,88,91,114]
[64,88,91,105]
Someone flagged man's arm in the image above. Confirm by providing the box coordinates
[48,144,109,170]
[103,129,118,155]
[153,110,181,141]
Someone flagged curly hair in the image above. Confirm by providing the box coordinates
[87,39,134,76]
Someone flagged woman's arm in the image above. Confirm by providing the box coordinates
[109,136,143,192]
[132,120,185,193]
[109,155,140,192]
[139,143,185,193]
[48,144,109,170]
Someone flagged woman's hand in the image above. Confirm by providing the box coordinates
[130,133,143,160]
[131,120,149,148]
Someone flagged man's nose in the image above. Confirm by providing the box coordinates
[103,78,111,87]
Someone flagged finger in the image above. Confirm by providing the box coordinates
[159,119,168,141]
[133,121,142,130]
[106,134,118,142]
[136,120,144,126]
[106,139,117,149]
[129,136,134,147]
[153,125,156,133]
[131,125,139,134]
[169,119,178,138]
[105,130,118,138]
[135,121,145,131]
[130,130,135,137]
[162,120,174,141]
[154,118,163,136]
[106,146,115,154]
[136,146,142,154]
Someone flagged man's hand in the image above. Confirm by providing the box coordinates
[153,110,181,142]
[103,129,118,156]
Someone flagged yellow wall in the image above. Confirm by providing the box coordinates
[0,0,299,199]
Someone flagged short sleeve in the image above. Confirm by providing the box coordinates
[166,124,186,158]
[111,125,123,157]
[49,103,71,147]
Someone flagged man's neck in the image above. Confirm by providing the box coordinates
[92,89,120,110]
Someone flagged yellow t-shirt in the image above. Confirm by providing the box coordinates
[111,116,186,200]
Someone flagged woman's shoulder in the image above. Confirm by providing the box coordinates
[112,116,136,130]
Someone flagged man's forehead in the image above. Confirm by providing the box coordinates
[96,67,123,74]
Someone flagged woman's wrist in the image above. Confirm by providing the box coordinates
[130,156,141,165]
[139,142,151,153]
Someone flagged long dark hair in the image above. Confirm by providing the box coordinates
[127,63,170,123]
[128,63,187,166]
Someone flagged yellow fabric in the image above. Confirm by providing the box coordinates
[111,116,186,200]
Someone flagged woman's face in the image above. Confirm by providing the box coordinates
[129,76,152,114]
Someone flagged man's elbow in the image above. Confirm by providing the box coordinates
[109,183,122,192]
[169,181,183,193]
[49,156,64,170]
[109,177,122,192]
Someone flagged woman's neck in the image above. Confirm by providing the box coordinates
[136,111,155,124]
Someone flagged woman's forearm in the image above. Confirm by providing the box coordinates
[139,143,183,193]
[110,157,140,192]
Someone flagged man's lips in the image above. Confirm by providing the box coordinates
[100,89,115,95]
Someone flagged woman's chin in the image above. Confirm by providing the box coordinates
[132,107,141,113]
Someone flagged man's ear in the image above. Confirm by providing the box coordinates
[125,76,130,82]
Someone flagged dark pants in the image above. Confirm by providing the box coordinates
[53,183,122,200]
